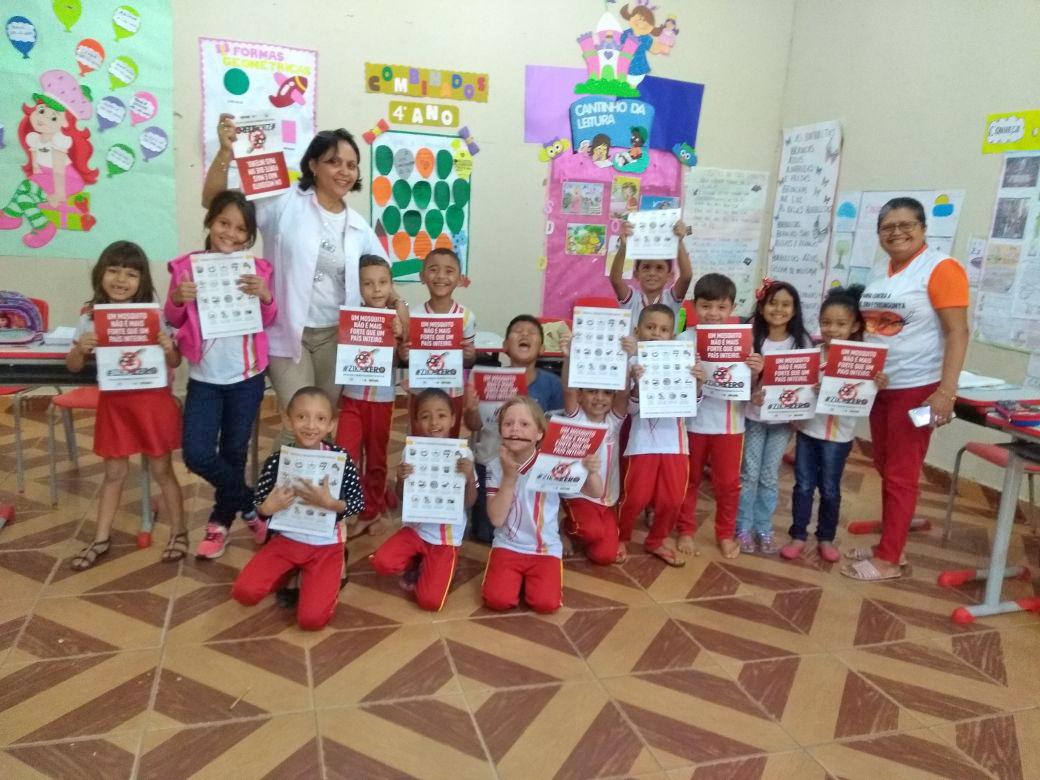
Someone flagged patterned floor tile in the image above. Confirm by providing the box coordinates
[762,586,912,651]
[929,707,1040,780]
[344,569,476,624]
[666,750,829,779]
[926,624,1040,707]
[0,549,59,602]
[808,727,992,779]
[0,731,140,779]
[320,695,491,779]
[44,542,182,598]
[138,712,319,780]
[619,554,755,604]
[0,599,33,670]
[468,680,661,779]
[561,557,658,610]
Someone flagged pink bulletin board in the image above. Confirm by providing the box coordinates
[541,149,683,319]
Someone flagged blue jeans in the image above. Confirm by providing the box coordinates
[790,432,853,542]
[182,372,266,526]
[736,419,791,536]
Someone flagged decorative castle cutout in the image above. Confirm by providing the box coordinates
[575,13,641,98]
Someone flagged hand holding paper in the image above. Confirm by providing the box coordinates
[260,485,295,516]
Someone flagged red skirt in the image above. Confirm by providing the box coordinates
[93,387,182,459]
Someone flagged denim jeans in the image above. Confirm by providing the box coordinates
[736,419,791,536]
[790,431,853,542]
[182,372,266,526]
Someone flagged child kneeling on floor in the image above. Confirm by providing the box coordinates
[232,387,364,630]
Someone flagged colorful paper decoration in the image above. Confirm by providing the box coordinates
[363,119,390,144]
[575,13,641,97]
[388,100,459,128]
[365,62,489,103]
[457,126,479,155]
[672,142,697,166]
[539,138,570,162]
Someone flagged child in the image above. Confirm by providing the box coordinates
[677,274,763,559]
[464,314,564,542]
[336,254,408,537]
[401,248,476,437]
[609,219,693,332]
[617,304,692,566]
[783,286,887,562]
[483,397,602,613]
[369,389,477,610]
[559,333,628,565]
[165,190,277,559]
[66,241,186,570]
[736,280,812,554]
[232,387,363,631]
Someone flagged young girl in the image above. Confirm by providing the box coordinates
[66,241,186,570]
[736,280,812,554]
[165,190,277,559]
[783,286,887,562]
[370,389,476,611]
[483,397,601,613]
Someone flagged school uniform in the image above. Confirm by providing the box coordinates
[370,513,465,612]
[617,286,683,333]
[408,300,477,437]
[563,407,623,565]
[337,370,397,521]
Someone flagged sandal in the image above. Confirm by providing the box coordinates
[844,546,908,566]
[71,539,111,571]
[648,546,686,568]
[161,531,189,563]
[840,559,904,582]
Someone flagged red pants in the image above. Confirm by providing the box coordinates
[618,454,689,551]
[869,383,937,564]
[565,498,620,565]
[482,547,562,613]
[370,527,458,612]
[336,396,394,520]
[232,535,344,631]
[678,432,744,542]
[408,393,464,438]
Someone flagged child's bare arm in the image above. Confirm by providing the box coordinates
[608,221,634,300]
[66,331,96,372]
[458,457,477,508]
[672,220,693,300]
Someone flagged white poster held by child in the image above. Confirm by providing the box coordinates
[232,114,291,200]
[759,348,821,421]
[93,303,167,392]
[696,323,753,401]
[408,313,463,390]
[626,207,681,260]
[190,252,264,340]
[472,367,527,429]
[637,339,697,418]
[570,306,632,390]
[335,307,396,386]
[269,446,348,536]
[816,339,888,417]
[527,418,608,495]
[402,436,471,526]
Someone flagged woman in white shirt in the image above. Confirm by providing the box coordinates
[202,114,388,410]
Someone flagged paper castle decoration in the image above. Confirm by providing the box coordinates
[575,13,641,97]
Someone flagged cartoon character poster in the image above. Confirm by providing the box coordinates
[0,2,175,259]
[199,38,317,185]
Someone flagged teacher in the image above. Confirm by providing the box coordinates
[843,197,969,582]
[202,114,387,409]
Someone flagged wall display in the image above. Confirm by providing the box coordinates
[364,62,488,103]
[335,307,396,386]
[816,340,887,417]
[200,38,315,185]
[982,109,1040,154]
[758,349,820,422]
[565,223,606,256]
[569,307,631,390]
[402,436,471,526]
[93,303,166,391]
[408,313,462,390]
[695,324,752,401]
[388,100,459,129]
[369,130,472,281]
[269,446,348,537]
[231,114,290,199]
[1,2,174,258]
[636,339,697,418]
[609,176,640,217]
[526,418,607,496]
[561,181,604,215]
[681,167,769,316]
[190,252,263,340]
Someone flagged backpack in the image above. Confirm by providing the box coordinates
[0,291,44,344]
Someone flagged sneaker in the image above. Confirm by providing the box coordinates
[736,530,755,554]
[758,532,777,555]
[780,539,806,560]
[241,510,266,543]
[195,523,228,559]
[817,541,841,563]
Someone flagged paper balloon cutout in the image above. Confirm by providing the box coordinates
[424,209,444,238]
[402,210,422,237]
[381,206,401,235]
[415,147,434,178]
[129,91,156,125]
[434,233,454,250]
[74,38,104,75]
[446,206,465,235]
[391,231,411,260]
[435,149,453,179]
[96,96,126,132]
[371,177,392,207]
[391,180,411,209]
[413,230,432,259]
[112,5,141,41]
[108,55,138,89]
[433,181,450,210]
[53,0,82,32]
[393,147,414,179]
[6,16,36,59]
[106,143,136,177]
[412,180,432,209]
[374,145,394,176]
[139,126,168,162]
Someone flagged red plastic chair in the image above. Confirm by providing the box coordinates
[3,297,49,492]
[943,441,1040,541]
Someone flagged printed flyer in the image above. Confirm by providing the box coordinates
[335,307,396,386]
[637,340,697,418]
[758,348,821,421]
[190,252,263,340]
[93,303,166,391]
[527,418,607,496]
[231,114,291,199]
[402,436,471,526]
[472,367,527,429]
[408,314,463,389]
[569,306,632,390]
[695,324,753,401]
[269,446,348,537]
[626,207,681,260]
[816,340,888,417]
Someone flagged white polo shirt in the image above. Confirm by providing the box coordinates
[486,454,563,558]
[618,286,683,333]
[563,407,624,506]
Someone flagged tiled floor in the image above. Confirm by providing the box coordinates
[1,396,1039,779]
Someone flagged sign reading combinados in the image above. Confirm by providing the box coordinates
[365,62,489,103]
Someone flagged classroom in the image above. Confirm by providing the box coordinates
[0,1,1038,777]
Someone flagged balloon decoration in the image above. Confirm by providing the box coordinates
[106,143,136,177]
[139,126,168,162]
[96,95,127,132]
[52,0,82,32]
[5,16,37,59]
[108,54,138,89]
[74,38,105,75]
[128,91,157,125]
[112,5,141,41]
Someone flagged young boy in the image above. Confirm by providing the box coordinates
[232,387,364,630]
[337,255,408,537]
[609,219,693,331]
[617,304,692,566]
[369,389,477,611]
[464,314,564,542]
[401,248,477,437]
[677,273,762,559]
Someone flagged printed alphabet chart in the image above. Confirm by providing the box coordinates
[637,340,697,418]
[402,436,471,526]
[569,306,632,390]
[269,446,349,537]
[190,253,264,341]
[626,208,681,260]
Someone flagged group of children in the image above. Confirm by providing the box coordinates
[62,192,885,628]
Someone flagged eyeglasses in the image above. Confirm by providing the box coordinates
[878,220,921,235]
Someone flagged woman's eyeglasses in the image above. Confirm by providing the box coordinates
[878,220,921,235]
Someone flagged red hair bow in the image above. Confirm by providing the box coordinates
[754,277,776,300]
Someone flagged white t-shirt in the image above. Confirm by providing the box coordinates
[487,454,562,557]
[618,286,683,334]
[563,407,624,506]
[624,396,688,456]
[190,334,265,385]
[306,206,348,327]
[797,411,856,443]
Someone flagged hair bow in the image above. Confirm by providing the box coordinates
[362,119,389,145]
[457,126,479,155]
[754,277,776,300]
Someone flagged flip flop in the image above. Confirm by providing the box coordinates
[840,559,903,582]
[844,546,908,567]
[648,546,685,568]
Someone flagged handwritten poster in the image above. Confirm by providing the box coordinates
[682,167,769,316]
[408,313,463,389]
[526,418,607,496]
[768,121,842,328]
[335,307,396,386]
[402,436,471,526]
[696,324,752,401]
[269,446,348,537]
[190,252,263,340]
[758,349,820,422]
[569,307,631,390]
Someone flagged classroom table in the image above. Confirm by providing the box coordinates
[0,344,95,385]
